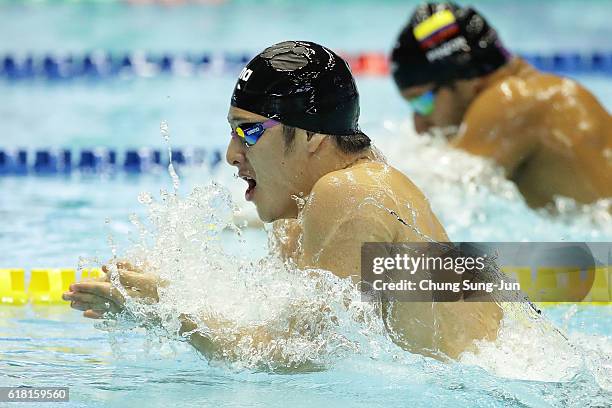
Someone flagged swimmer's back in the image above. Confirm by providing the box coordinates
[513,71,612,206]
[456,59,612,206]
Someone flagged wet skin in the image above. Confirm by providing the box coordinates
[402,58,612,208]
[64,106,502,362]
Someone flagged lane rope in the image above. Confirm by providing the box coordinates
[1,268,608,306]
[1,51,612,81]
[0,147,223,175]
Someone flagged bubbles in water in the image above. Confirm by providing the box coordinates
[160,120,170,143]
[460,302,582,382]
[137,192,153,205]
[100,180,394,371]
[91,119,610,392]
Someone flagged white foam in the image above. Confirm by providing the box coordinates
[94,120,610,381]
[369,120,611,241]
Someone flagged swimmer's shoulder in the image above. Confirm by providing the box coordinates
[462,68,549,137]
[519,72,612,136]
[474,76,541,116]
[505,66,608,117]
[300,162,399,247]
[313,161,422,201]
[308,161,392,208]
[305,162,404,229]
[308,161,445,239]
[472,58,581,114]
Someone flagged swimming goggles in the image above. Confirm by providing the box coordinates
[231,119,280,147]
[408,90,436,116]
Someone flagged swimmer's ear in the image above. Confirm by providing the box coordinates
[303,131,326,154]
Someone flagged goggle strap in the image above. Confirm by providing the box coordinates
[262,119,280,129]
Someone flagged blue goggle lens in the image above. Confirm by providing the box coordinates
[409,90,435,116]
[232,119,281,147]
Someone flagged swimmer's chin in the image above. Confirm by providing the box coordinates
[254,206,277,224]
[255,206,296,224]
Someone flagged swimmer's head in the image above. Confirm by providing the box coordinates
[226,41,371,222]
[390,3,510,133]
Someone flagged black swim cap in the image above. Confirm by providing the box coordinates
[231,41,366,137]
[391,2,510,90]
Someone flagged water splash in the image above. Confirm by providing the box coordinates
[160,120,180,193]
[89,119,610,402]
[93,174,611,391]
[372,120,612,241]
[99,180,394,371]
[89,120,393,370]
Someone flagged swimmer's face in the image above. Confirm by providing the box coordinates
[226,106,310,222]
[401,79,479,136]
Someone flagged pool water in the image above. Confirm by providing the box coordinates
[1,1,611,407]
[1,304,610,408]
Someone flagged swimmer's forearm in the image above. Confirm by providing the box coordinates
[178,314,220,360]
[177,314,296,366]
[177,315,260,361]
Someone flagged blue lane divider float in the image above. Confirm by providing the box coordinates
[0,148,224,175]
[0,52,252,80]
[1,51,612,81]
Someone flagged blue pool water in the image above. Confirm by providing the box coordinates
[1,1,611,407]
[0,304,610,408]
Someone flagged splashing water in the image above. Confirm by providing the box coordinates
[370,120,612,241]
[160,120,180,193]
[95,172,611,391]
[99,180,395,371]
[93,121,393,371]
[87,120,611,407]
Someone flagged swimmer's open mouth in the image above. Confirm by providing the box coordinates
[241,174,257,201]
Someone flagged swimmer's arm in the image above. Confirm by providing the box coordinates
[72,289,303,367]
[178,315,268,361]
[179,314,320,370]
[65,269,298,366]
[177,315,219,360]
[299,181,395,279]
[452,82,539,177]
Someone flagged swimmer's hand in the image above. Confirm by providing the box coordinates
[63,261,161,319]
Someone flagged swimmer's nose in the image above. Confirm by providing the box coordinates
[226,136,247,167]
[413,113,431,134]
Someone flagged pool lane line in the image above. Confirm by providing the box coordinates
[1,51,612,81]
[1,268,609,307]
[0,147,224,175]
[1,268,101,305]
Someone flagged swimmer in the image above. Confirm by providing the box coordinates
[64,41,501,362]
[391,2,612,208]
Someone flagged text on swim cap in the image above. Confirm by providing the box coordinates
[425,36,469,62]
[239,67,253,82]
